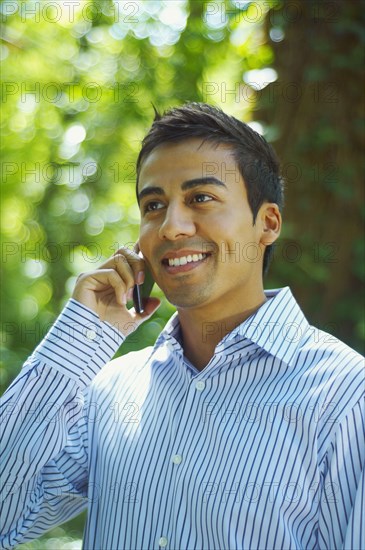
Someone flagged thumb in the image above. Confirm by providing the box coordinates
[140,297,161,317]
[132,297,161,323]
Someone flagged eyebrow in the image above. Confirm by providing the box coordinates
[137,177,228,203]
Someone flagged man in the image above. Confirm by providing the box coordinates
[1,103,363,550]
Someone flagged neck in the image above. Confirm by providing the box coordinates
[177,289,267,371]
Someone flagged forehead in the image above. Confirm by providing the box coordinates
[137,139,240,189]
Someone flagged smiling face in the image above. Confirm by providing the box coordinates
[137,139,281,313]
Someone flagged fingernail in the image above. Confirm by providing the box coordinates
[127,287,134,301]
[122,293,127,304]
[136,271,144,285]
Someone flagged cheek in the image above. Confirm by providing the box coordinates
[211,214,251,240]
[138,222,158,256]
[138,227,149,253]
[215,221,258,257]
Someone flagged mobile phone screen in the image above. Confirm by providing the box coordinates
[133,265,155,313]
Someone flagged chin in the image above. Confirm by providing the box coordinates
[163,288,211,309]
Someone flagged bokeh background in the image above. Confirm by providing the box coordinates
[1,0,364,547]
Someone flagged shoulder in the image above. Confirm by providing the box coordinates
[299,325,363,373]
[297,326,364,419]
[89,346,155,397]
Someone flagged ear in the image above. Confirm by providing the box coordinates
[258,203,282,246]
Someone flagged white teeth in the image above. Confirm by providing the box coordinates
[168,253,207,267]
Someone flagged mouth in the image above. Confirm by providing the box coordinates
[161,252,211,274]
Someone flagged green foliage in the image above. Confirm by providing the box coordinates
[1,1,273,542]
[1,0,275,391]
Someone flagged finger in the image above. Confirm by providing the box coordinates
[130,297,161,319]
[132,242,146,285]
[105,247,146,286]
[140,297,161,317]
[98,253,138,294]
[111,255,136,294]
[115,247,145,283]
[86,269,129,305]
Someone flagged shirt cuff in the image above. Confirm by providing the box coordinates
[31,298,125,386]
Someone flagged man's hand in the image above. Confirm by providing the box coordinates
[72,247,160,336]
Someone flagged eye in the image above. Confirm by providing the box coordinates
[142,200,164,214]
[192,193,214,203]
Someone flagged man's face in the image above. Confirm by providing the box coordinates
[137,139,277,311]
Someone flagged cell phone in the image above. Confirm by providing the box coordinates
[133,264,155,314]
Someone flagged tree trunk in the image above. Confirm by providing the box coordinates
[257,0,364,351]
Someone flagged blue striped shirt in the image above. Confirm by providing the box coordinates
[1,287,364,550]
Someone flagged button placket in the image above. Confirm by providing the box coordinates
[195,380,205,391]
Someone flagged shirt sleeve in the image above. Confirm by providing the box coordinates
[0,299,125,549]
[318,397,365,550]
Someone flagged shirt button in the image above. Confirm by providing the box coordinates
[85,329,97,341]
[159,536,168,547]
[172,454,182,464]
[166,342,174,353]
[195,381,205,391]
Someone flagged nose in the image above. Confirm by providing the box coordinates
[158,202,196,241]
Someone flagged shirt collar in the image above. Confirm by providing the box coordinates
[218,287,309,365]
[156,309,181,347]
[156,287,309,365]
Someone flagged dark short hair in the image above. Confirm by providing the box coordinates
[136,102,284,275]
